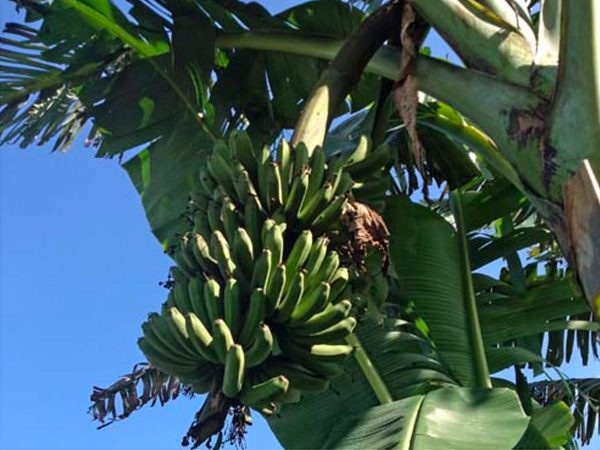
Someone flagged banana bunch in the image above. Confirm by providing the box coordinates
[139,131,392,412]
[195,131,393,232]
[140,224,356,409]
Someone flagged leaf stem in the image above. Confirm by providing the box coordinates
[216,31,541,157]
[449,189,492,388]
[346,333,393,404]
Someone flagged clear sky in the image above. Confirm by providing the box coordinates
[0,2,598,450]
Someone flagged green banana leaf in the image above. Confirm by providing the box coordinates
[386,195,483,386]
[325,388,529,450]
[515,402,575,449]
[386,196,597,377]
[268,319,457,448]
[123,122,210,248]
[460,178,528,232]
[478,278,597,344]
[530,378,600,446]
[486,347,542,374]
[469,227,553,270]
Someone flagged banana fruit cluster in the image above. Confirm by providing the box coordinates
[139,131,392,411]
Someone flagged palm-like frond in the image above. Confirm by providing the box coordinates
[0,3,127,152]
[531,378,600,446]
[89,363,193,429]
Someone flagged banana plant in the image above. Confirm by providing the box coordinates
[1,0,599,448]
[2,0,597,313]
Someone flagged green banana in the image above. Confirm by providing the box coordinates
[230,130,257,179]
[344,135,371,167]
[190,233,220,277]
[172,251,197,278]
[244,197,264,251]
[204,278,223,323]
[232,227,254,278]
[352,175,391,198]
[143,315,195,362]
[263,223,284,268]
[190,191,209,210]
[192,210,212,239]
[329,267,350,302]
[284,169,309,216]
[138,337,200,376]
[212,318,235,363]
[211,230,237,279]
[186,312,218,363]
[163,306,199,358]
[324,157,345,195]
[214,139,233,159]
[234,169,252,205]
[170,266,189,286]
[274,270,305,323]
[306,251,339,291]
[297,183,334,224]
[264,358,330,392]
[270,162,284,208]
[307,343,355,362]
[306,148,325,199]
[293,317,357,345]
[277,139,291,198]
[251,249,272,291]
[292,142,309,175]
[304,236,329,279]
[257,146,272,211]
[265,263,286,314]
[287,299,352,334]
[207,201,224,234]
[346,143,393,179]
[311,195,347,230]
[222,344,245,398]
[239,375,289,406]
[173,281,193,314]
[207,152,237,199]
[165,291,177,309]
[277,337,343,379]
[284,230,313,289]
[245,323,274,368]
[261,219,276,247]
[223,278,242,339]
[181,234,201,275]
[221,198,239,243]
[334,172,354,197]
[142,318,194,364]
[289,281,331,323]
[189,368,218,394]
[238,288,266,347]
[198,166,217,195]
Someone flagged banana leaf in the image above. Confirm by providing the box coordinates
[515,402,575,449]
[325,388,529,450]
[124,121,209,248]
[386,195,484,386]
[268,319,457,448]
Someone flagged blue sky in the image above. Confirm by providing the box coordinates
[0,1,598,449]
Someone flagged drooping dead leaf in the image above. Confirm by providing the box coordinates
[564,159,600,319]
[89,363,192,429]
[393,3,428,194]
